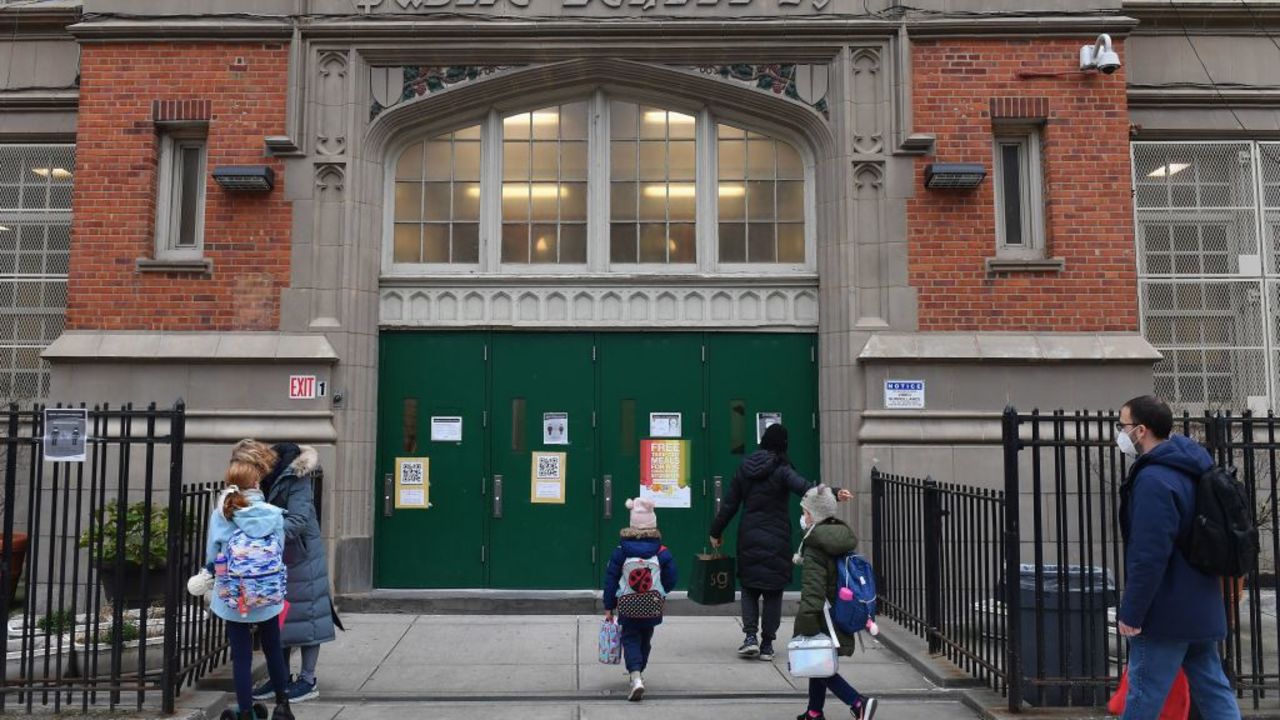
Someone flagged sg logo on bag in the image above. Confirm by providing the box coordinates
[710,570,731,590]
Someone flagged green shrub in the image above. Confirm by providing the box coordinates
[78,501,173,569]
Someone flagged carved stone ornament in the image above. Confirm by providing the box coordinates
[315,52,350,157]
[380,283,819,328]
[370,65,520,120]
[315,163,346,193]
[684,64,830,119]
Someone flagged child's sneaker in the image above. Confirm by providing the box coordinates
[796,713,824,720]
[737,634,760,657]
[283,677,318,703]
[758,640,775,660]
[851,696,878,720]
[251,677,281,701]
[627,675,645,702]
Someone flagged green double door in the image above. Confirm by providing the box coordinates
[375,331,817,590]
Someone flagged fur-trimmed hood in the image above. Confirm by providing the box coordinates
[289,445,319,477]
[620,527,661,540]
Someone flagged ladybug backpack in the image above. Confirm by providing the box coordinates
[615,552,667,619]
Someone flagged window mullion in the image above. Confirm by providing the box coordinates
[697,108,716,272]
[589,90,609,274]
[482,110,503,271]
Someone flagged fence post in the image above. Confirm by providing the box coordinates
[161,400,186,715]
[923,476,943,655]
[870,467,884,592]
[1002,406,1024,713]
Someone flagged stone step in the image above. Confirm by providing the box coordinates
[335,590,800,616]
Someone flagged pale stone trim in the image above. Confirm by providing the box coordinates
[857,332,1163,364]
[379,281,819,328]
[43,331,339,363]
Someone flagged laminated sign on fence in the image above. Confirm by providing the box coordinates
[42,407,88,462]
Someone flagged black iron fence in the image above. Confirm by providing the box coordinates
[872,407,1280,713]
[0,402,225,714]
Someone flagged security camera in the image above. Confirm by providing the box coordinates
[1080,33,1122,74]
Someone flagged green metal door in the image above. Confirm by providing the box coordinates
[487,332,598,588]
[706,333,818,589]
[596,333,707,581]
[375,332,488,588]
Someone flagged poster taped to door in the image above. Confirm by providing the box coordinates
[531,451,566,504]
[648,412,682,438]
[395,457,431,509]
[430,416,463,442]
[640,439,691,508]
[542,412,569,445]
[756,412,782,442]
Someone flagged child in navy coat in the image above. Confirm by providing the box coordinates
[603,497,678,702]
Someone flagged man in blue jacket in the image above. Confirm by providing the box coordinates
[1117,395,1239,720]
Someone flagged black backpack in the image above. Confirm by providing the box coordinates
[1179,464,1260,578]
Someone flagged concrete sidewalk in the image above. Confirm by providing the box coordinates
[281,612,973,720]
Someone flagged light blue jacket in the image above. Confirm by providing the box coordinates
[205,489,286,624]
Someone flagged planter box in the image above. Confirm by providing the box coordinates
[95,562,171,609]
[4,633,75,680]
[72,635,165,677]
[0,533,28,599]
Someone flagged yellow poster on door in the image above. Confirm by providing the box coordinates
[395,457,430,509]
[530,451,566,504]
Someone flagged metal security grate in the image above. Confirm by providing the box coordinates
[1134,142,1280,413]
[0,144,73,402]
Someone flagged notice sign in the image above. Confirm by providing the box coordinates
[543,412,569,445]
[649,412,682,438]
[395,457,431,509]
[43,408,88,463]
[531,451,566,504]
[884,380,926,410]
[289,375,327,400]
[756,412,782,443]
[430,416,463,442]
[640,439,691,509]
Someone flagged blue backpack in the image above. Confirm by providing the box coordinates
[831,553,877,636]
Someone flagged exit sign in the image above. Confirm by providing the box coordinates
[289,375,327,400]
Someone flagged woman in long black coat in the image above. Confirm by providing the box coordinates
[708,424,849,661]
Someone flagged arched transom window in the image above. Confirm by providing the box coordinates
[388,93,811,273]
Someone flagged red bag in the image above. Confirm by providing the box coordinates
[1108,666,1190,720]
[278,600,290,629]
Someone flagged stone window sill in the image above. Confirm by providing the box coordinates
[985,257,1065,275]
[136,257,213,274]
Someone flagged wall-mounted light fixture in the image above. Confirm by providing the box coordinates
[924,163,986,190]
[212,165,275,191]
[1080,34,1122,75]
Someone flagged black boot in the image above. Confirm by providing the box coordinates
[219,710,256,720]
[271,694,295,720]
[253,703,269,719]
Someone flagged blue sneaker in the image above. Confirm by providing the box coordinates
[251,677,282,701]
[283,677,318,703]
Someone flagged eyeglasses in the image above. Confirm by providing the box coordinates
[1115,422,1139,432]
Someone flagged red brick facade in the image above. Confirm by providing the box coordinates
[909,38,1137,332]
[68,42,290,331]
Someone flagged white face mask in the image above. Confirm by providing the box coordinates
[799,513,811,531]
[1117,429,1139,458]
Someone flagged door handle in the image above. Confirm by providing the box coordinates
[493,475,503,518]
[383,473,393,518]
[713,475,724,515]
[603,474,613,520]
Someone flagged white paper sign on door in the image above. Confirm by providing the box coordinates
[430,416,463,442]
[649,412,682,438]
[756,412,782,442]
[543,412,569,445]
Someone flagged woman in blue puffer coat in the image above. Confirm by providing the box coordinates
[235,440,337,704]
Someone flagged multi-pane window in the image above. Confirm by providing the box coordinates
[0,144,73,402]
[610,104,697,264]
[1133,142,1276,413]
[394,125,481,264]
[716,125,805,264]
[502,104,588,264]
[388,95,810,273]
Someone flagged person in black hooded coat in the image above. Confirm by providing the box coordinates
[708,423,849,660]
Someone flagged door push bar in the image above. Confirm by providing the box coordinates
[713,475,723,515]
[493,474,503,518]
[602,475,613,520]
[383,473,393,518]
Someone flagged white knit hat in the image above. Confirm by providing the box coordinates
[625,497,657,530]
[800,485,838,525]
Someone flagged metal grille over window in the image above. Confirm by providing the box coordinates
[394,125,482,264]
[502,104,588,264]
[610,103,697,264]
[1134,142,1277,412]
[717,125,804,264]
[0,144,72,402]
